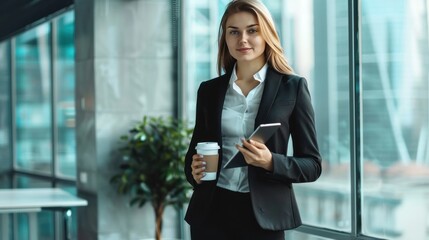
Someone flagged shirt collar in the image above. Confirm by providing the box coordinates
[229,63,268,84]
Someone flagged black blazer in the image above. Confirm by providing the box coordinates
[184,67,322,231]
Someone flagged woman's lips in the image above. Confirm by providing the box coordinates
[237,48,252,53]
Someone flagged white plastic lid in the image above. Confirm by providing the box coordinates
[195,142,220,150]
[195,142,220,155]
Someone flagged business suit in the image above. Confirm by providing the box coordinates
[184,66,322,231]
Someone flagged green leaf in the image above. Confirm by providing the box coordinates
[110,115,193,209]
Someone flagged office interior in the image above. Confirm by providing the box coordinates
[0,0,428,239]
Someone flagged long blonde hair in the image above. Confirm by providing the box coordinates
[217,0,294,75]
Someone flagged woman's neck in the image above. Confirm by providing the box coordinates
[236,59,265,81]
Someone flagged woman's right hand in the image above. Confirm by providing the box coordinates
[191,154,206,184]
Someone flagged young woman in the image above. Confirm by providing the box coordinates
[184,0,322,239]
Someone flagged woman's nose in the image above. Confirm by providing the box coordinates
[239,32,248,43]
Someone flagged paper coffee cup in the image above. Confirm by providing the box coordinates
[195,142,220,181]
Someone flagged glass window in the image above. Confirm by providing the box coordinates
[1,9,76,240]
[182,0,226,120]
[12,10,77,178]
[0,41,12,173]
[15,23,53,174]
[290,0,351,231]
[361,0,429,239]
[55,11,76,178]
[182,0,351,232]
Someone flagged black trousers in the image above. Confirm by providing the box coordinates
[190,187,285,240]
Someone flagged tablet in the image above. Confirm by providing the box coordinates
[223,123,281,169]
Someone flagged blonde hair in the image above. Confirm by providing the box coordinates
[217,0,294,75]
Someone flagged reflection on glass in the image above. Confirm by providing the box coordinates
[55,11,76,178]
[0,41,12,173]
[361,0,429,239]
[183,0,351,232]
[15,23,53,174]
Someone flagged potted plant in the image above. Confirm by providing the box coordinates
[110,116,193,240]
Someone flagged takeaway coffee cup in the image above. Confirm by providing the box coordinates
[195,142,220,181]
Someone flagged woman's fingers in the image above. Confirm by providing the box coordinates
[237,138,273,170]
[236,139,256,161]
[239,138,260,154]
[191,154,206,184]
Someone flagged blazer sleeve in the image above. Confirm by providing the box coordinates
[184,84,205,188]
[269,77,322,183]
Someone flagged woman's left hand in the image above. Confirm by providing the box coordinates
[236,138,273,171]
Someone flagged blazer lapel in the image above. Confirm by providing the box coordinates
[214,74,231,140]
[255,68,282,126]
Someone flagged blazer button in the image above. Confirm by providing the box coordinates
[259,207,264,213]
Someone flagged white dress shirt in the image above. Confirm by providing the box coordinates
[217,64,268,193]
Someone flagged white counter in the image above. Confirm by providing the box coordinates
[0,188,88,240]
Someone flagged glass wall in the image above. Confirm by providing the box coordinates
[0,41,12,174]
[0,9,77,240]
[54,11,76,178]
[182,0,429,239]
[12,11,76,179]
[361,0,429,239]
[15,23,53,174]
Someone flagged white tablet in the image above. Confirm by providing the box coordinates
[223,123,281,169]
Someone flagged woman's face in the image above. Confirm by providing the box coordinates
[225,11,266,66]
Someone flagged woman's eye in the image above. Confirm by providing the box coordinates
[229,30,239,35]
[248,29,257,34]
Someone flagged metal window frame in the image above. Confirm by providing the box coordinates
[51,18,59,182]
[10,37,17,173]
[348,0,363,237]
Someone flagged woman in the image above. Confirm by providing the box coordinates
[184,0,322,239]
